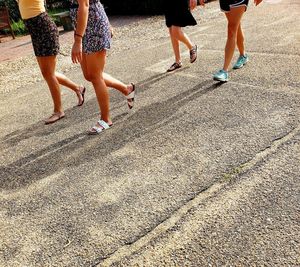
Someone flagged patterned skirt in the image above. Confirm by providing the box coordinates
[24,12,59,57]
[70,1,111,54]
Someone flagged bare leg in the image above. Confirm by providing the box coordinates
[171,26,194,50]
[223,6,245,71]
[37,56,63,114]
[103,72,133,96]
[169,27,181,63]
[81,50,111,124]
[236,23,245,56]
[55,71,85,105]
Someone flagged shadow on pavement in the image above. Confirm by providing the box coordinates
[0,73,224,190]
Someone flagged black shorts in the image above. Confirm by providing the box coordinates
[24,12,59,57]
[219,0,249,12]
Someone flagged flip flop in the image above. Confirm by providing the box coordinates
[45,112,65,125]
[167,62,182,72]
[77,86,86,106]
[126,83,136,109]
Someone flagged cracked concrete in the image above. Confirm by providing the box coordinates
[0,0,299,266]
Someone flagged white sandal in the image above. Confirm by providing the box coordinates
[126,83,136,109]
[88,120,111,135]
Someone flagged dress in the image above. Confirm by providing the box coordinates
[164,0,197,28]
[70,0,111,54]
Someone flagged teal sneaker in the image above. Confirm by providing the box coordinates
[233,54,249,69]
[213,69,229,82]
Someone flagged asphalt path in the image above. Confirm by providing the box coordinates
[0,1,299,266]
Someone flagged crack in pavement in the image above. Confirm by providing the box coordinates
[93,124,300,266]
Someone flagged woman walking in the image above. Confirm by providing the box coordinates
[70,0,136,134]
[17,0,86,124]
[164,0,203,72]
[213,0,263,82]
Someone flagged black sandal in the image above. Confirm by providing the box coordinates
[167,62,182,72]
[77,86,86,107]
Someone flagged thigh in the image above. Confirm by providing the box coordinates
[36,56,57,76]
[225,6,245,26]
[83,50,107,78]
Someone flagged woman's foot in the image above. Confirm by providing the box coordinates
[233,54,249,69]
[88,119,112,135]
[213,69,229,82]
[190,45,198,63]
[45,111,65,125]
[167,62,182,72]
[126,83,136,109]
[77,86,86,106]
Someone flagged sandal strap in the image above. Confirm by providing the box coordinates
[91,126,103,133]
[126,84,135,100]
[97,120,110,130]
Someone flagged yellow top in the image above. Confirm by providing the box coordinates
[18,0,46,20]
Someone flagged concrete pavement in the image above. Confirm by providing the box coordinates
[0,1,299,266]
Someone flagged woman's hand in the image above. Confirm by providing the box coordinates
[71,38,83,64]
[190,0,197,10]
[254,0,263,5]
[198,0,205,6]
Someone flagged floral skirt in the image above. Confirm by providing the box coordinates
[24,12,59,57]
[70,1,111,54]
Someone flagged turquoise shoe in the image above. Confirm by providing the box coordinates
[233,54,249,69]
[213,69,229,82]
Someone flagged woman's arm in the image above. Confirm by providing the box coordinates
[71,0,89,63]
[75,0,89,37]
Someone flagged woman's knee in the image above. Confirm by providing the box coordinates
[83,72,92,82]
[172,27,182,38]
[40,68,55,80]
[85,73,101,84]
[227,23,239,38]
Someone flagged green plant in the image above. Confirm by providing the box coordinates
[10,19,27,35]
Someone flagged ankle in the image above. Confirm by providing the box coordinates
[126,84,133,95]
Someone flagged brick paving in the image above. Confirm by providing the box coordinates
[0,27,74,63]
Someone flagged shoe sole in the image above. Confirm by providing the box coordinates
[213,77,228,82]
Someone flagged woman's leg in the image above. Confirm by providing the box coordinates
[103,72,133,96]
[169,27,181,63]
[171,26,194,51]
[55,71,85,105]
[36,56,63,114]
[236,23,245,56]
[223,6,245,71]
[81,50,111,124]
